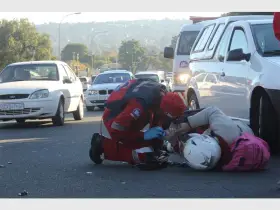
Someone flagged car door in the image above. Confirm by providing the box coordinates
[57,64,71,111]
[221,26,250,119]
[211,24,237,112]
[62,64,82,112]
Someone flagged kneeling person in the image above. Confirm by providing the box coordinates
[89,79,186,170]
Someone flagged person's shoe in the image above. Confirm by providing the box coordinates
[89,133,104,164]
[135,150,169,171]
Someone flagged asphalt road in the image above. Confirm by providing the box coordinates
[1,109,280,198]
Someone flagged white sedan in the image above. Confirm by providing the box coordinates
[85,70,134,111]
[0,61,84,126]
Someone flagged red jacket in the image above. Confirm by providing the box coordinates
[273,12,280,41]
[103,79,167,145]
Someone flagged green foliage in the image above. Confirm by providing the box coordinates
[118,39,146,73]
[0,18,54,69]
[170,35,178,49]
[36,19,191,57]
[61,43,89,63]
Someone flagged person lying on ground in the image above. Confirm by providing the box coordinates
[164,106,270,171]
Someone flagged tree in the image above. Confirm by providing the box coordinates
[170,35,178,49]
[61,43,89,63]
[222,12,273,17]
[0,18,54,69]
[118,39,146,73]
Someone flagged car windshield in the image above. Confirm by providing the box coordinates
[252,23,280,56]
[135,74,159,82]
[93,73,130,84]
[0,64,58,83]
[177,30,200,55]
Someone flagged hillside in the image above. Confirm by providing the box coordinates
[35,19,192,56]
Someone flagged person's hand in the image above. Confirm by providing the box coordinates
[144,127,165,141]
[165,133,178,146]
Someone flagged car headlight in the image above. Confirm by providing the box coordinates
[88,90,98,95]
[179,74,189,84]
[29,89,49,99]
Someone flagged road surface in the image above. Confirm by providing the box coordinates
[1,109,280,198]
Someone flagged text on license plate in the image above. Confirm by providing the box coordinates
[0,103,24,111]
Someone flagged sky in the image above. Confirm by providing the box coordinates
[0,12,224,24]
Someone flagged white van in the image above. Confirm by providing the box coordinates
[185,15,280,152]
[164,22,211,95]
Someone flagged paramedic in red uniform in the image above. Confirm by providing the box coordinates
[89,79,186,170]
[273,12,280,41]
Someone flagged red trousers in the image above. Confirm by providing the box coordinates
[102,123,163,165]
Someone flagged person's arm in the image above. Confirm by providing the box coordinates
[109,99,146,142]
[273,12,280,41]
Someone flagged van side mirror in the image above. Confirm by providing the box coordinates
[227,48,251,62]
[63,76,72,84]
[161,79,165,83]
[164,47,174,59]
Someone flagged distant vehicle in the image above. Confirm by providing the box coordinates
[166,72,173,91]
[135,71,171,91]
[0,61,84,126]
[164,21,212,98]
[91,75,97,83]
[79,76,91,91]
[85,70,134,111]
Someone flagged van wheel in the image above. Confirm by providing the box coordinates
[52,99,65,126]
[73,97,84,120]
[188,93,200,110]
[252,93,279,153]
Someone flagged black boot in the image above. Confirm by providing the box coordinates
[89,133,104,164]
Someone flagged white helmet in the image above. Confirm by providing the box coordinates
[183,133,221,171]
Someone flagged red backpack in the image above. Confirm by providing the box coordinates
[222,132,270,172]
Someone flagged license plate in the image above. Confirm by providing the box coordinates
[99,95,108,100]
[0,103,24,111]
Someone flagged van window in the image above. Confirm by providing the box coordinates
[228,28,249,54]
[193,24,215,52]
[215,28,232,61]
[208,24,225,50]
[177,31,200,55]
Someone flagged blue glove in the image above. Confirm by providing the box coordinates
[144,127,165,141]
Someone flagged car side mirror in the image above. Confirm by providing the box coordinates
[161,79,165,83]
[164,47,174,59]
[63,77,72,84]
[226,48,251,62]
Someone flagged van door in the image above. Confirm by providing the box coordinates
[221,27,250,119]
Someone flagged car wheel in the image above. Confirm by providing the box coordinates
[73,97,84,120]
[86,106,95,111]
[16,119,26,124]
[98,105,105,110]
[188,93,200,110]
[52,99,65,126]
[258,94,279,153]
